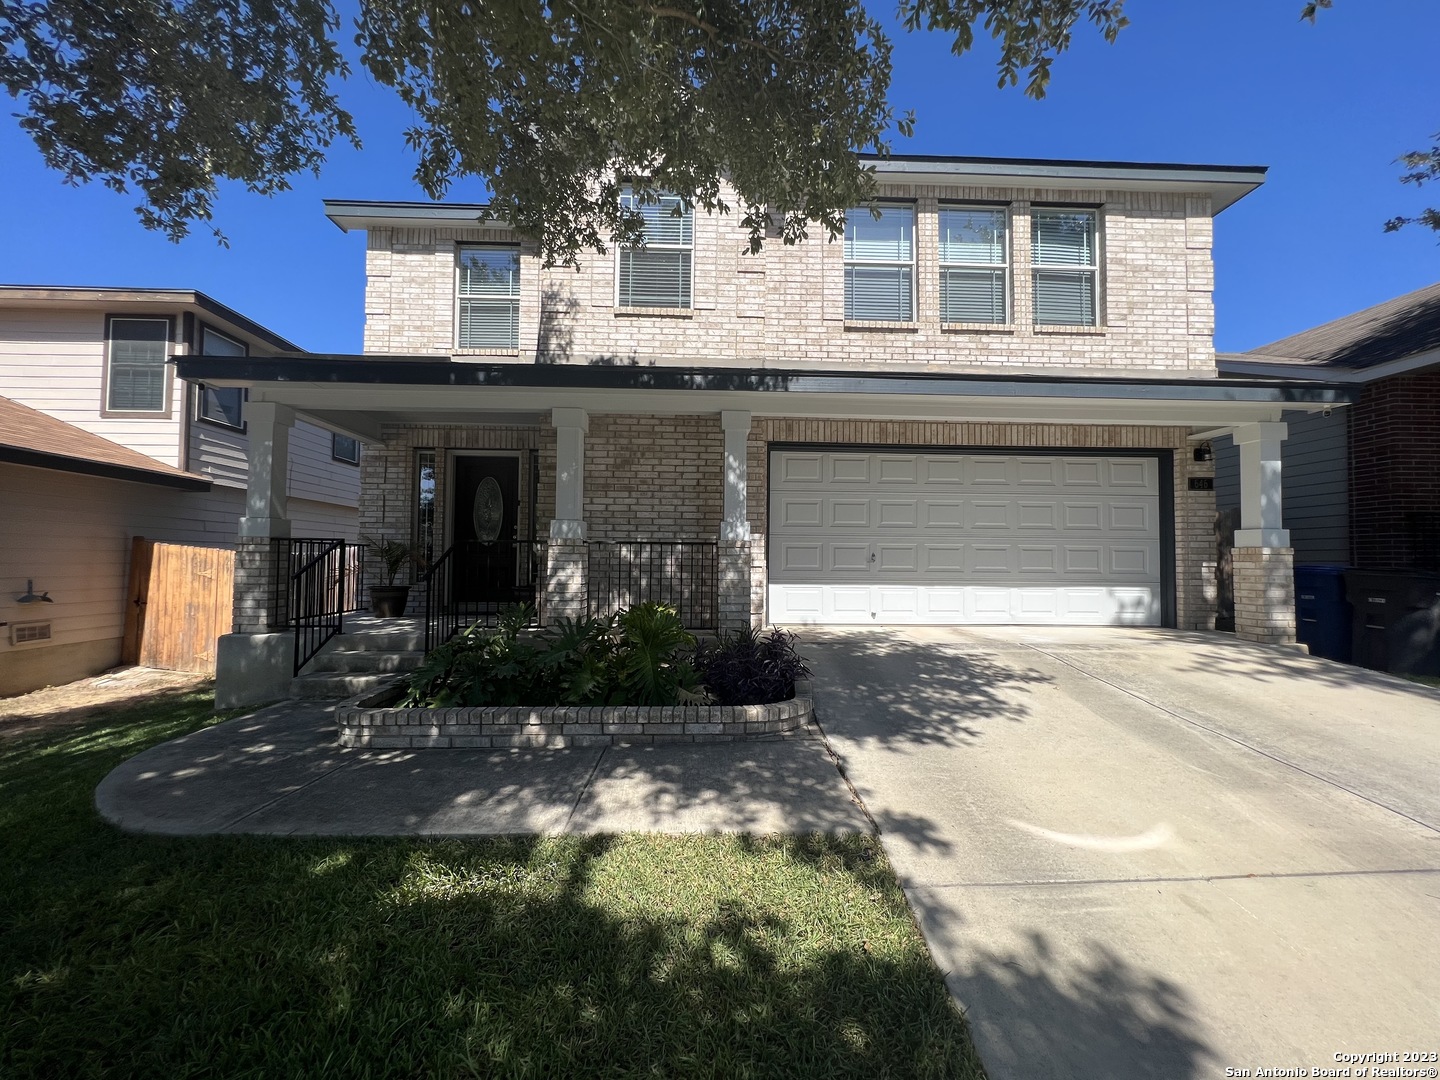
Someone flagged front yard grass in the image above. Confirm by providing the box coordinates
[0,686,984,1078]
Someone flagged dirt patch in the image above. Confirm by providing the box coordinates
[0,667,211,742]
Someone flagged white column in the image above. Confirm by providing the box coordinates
[1233,421,1289,548]
[550,406,588,539]
[720,410,751,541]
[239,401,295,538]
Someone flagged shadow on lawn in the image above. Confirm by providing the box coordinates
[2,705,1212,1080]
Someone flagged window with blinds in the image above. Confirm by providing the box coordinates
[939,206,1009,324]
[197,326,246,428]
[844,205,914,321]
[1032,209,1099,326]
[618,191,693,308]
[105,317,170,413]
[457,246,521,348]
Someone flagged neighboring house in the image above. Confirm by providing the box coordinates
[173,156,1352,707]
[0,287,362,695]
[1217,281,1440,571]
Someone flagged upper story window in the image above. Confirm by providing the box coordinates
[618,190,693,309]
[196,326,246,429]
[844,204,914,321]
[1032,208,1099,326]
[105,316,171,414]
[332,433,360,465]
[457,245,521,348]
[939,206,1009,324]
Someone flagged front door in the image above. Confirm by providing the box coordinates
[451,455,521,604]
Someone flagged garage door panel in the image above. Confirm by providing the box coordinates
[923,457,966,484]
[875,544,919,572]
[1063,458,1104,487]
[877,500,918,528]
[780,454,824,484]
[829,500,870,528]
[1017,501,1059,530]
[1109,458,1154,489]
[970,459,1011,485]
[830,543,872,573]
[1108,502,1152,531]
[971,502,1013,529]
[774,541,823,573]
[877,456,919,484]
[779,497,823,529]
[1018,546,1059,574]
[1062,502,1104,530]
[924,500,965,528]
[769,450,1162,626]
[828,456,871,483]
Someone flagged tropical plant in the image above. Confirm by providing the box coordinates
[696,626,812,707]
[362,535,419,586]
[399,602,702,708]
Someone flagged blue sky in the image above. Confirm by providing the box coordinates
[1,0,1436,353]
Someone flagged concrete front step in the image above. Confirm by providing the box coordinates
[292,671,403,701]
[308,649,426,674]
[329,630,426,653]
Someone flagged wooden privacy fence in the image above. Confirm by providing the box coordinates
[122,537,235,674]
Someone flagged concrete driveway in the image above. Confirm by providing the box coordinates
[803,626,1440,1080]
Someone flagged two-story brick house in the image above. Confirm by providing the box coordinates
[0,287,361,694]
[180,156,1351,707]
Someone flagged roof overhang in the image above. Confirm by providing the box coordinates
[1218,347,1440,384]
[863,155,1267,214]
[174,356,1353,441]
[324,201,503,234]
[0,445,212,490]
[0,285,302,352]
[324,157,1267,232]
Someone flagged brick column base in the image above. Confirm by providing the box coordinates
[717,541,753,630]
[542,540,587,624]
[1232,546,1296,645]
[233,537,284,633]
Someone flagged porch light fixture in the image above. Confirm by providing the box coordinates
[16,580,54,604]
[1192,442,1213,463]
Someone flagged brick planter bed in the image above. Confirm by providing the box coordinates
[336,685,814,749]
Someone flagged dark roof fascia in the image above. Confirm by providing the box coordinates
[174,355,1356,406]
[0,445,213,491]
[323,200,502,233]
[858,152,1268,177]
[0,285,302,352]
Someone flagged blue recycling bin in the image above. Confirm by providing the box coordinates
[1294,564,1352,663]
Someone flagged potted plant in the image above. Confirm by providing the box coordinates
[364,536,419,617]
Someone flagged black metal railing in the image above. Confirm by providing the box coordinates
[587,541,718,630]
[422,541,539,652]
[270,539,367,674]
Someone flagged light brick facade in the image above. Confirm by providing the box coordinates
[1232,547,1297,644]
[354,414,1220,634]
[361,184,1216,378]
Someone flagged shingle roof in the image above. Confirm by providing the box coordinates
[1245,281,1440,370]
[0,395,209,490]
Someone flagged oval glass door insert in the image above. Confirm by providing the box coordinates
[473,477,504,541]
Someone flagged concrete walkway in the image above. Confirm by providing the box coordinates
[805,626,1440,1080]
[95,700,868,836]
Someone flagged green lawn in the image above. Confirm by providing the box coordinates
[0,687,984,1078]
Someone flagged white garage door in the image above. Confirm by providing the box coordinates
[768,450,1163,626]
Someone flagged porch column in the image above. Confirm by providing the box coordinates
[717,410,755,629]
[218,401,298,710]
[544,407,588,623]
[1231,422,1296,645]
[234,402,295,633]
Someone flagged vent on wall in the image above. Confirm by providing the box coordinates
[11,622,53,645]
